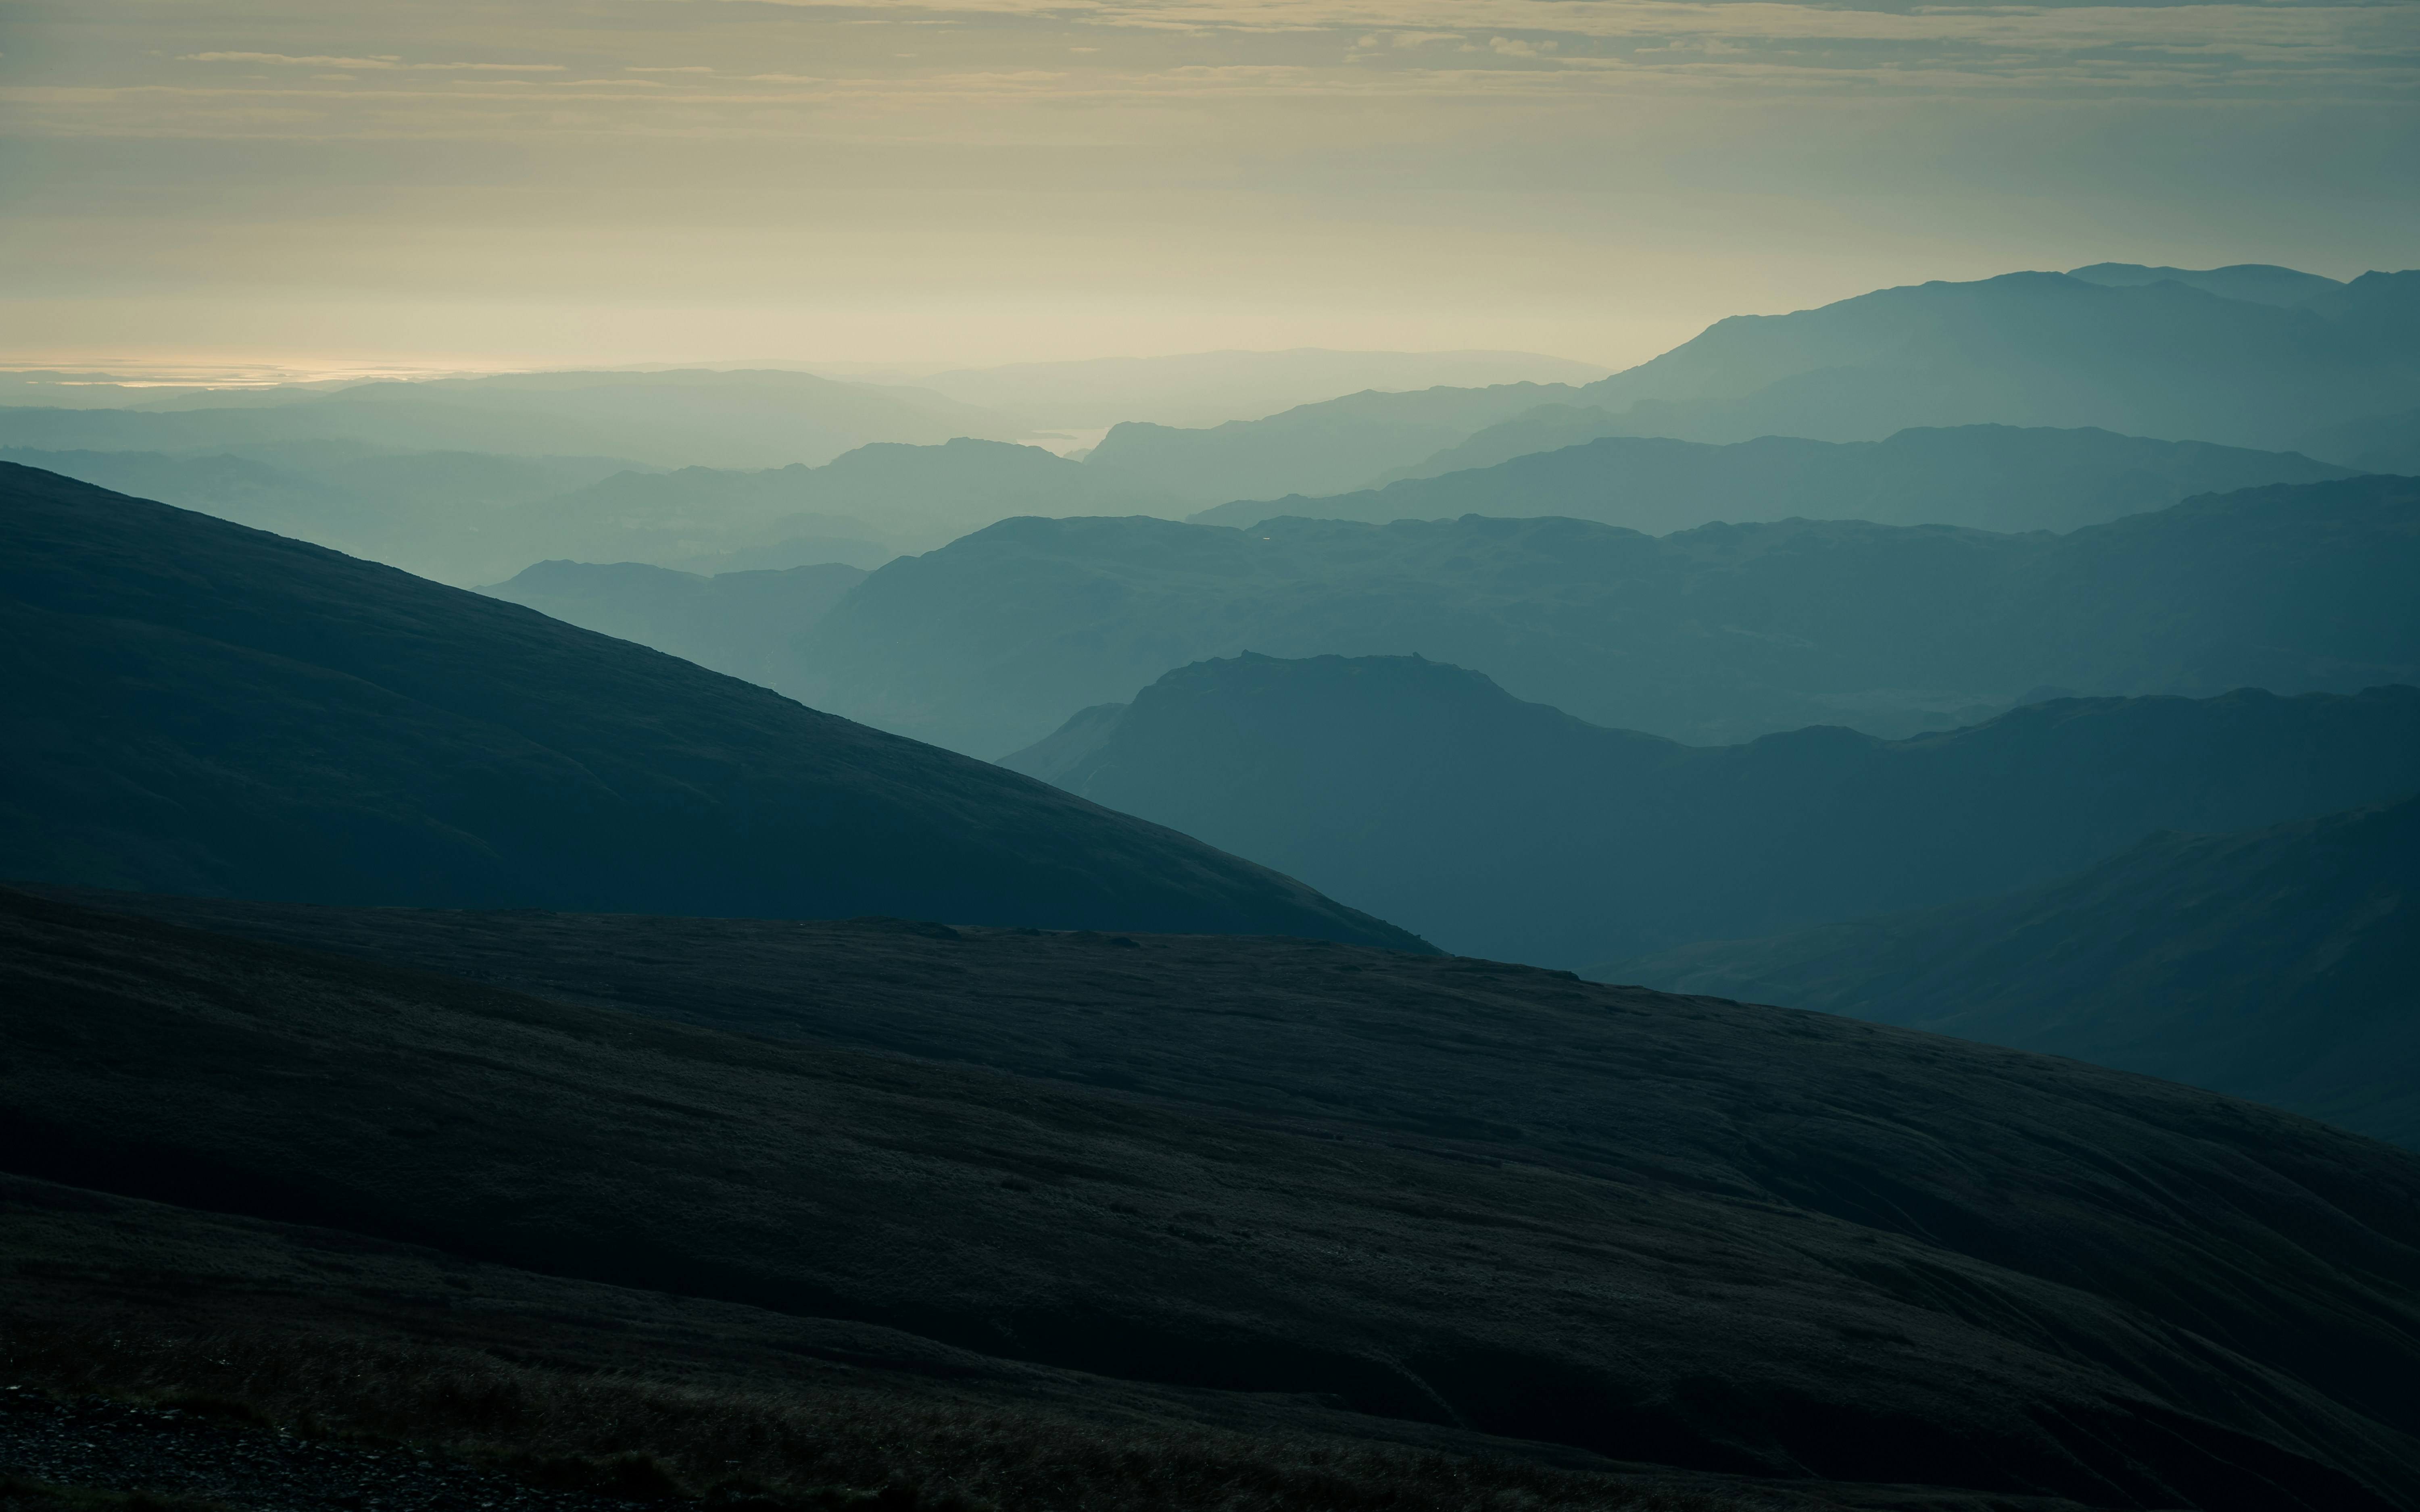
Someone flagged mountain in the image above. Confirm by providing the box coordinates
[913,348,1611,429]
[496,435,1187,572]
[1083,270,2420,501]
[13,883,2420,1510]
[2299,405,2420,474]
[0,369,1034,472]
[1083,383,1584,504]
[0,462,1420,948]
[480,559,868,689]
[1002,653,2420,964]
[787,475,2420,756]
[0,444,647,585]
[1189,425,2357,536]
[2065,261,2345,306]
[1594,795,2420,1149]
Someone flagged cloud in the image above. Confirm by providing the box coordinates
[628,66,715,73]
[179,52,563,71]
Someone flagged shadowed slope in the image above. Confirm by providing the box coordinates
[0,462,1422,948]
[1592,795,2420,1148]
[7,885,2420,1510]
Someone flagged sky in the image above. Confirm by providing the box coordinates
[2,0,2414,376]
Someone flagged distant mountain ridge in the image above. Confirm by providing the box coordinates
[0,368,1034,472]
[1189,424,2359,536]
[1089,269,2420,501]
[1001,654,2420,965]
[0,462,1423,948]
[787,475,2420,756]
[1594,793,2420,1149]
[480,560,869,690]
[513,436,1186,567]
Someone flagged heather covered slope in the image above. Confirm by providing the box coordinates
[794,475,2420,756]
[9,885,2420,1510]
[1191,425,2359,536]
[1001,654,2420,964]
[1593,795,2420,1149]
[0,463,1421,948]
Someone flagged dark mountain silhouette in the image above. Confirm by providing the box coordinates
[12,883,2420,1510]
[2065,261,2345,306]
[1084,270,2420,500]
[0,462,1420,948]
[1596,795,2420,1150]
[1191,425,2356,536]
[788,475,2420,756]
[1001,652,2420,964]
[0,369,1031,471]
[480,560,868,689]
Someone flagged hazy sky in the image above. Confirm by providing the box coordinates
[3,0,2414,375]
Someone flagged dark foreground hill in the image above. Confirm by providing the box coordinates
[791,475,2420,755]
[0,463,1418,947]
[10,885,2420,1510]
[1594,795,2420,1150]
[1192,425,2359,536]
[1001,655,2420,965]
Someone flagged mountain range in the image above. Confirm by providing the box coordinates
[0,368,1032,472]
[1091,269,2420,502]
[787,474,2420,756]
[479,560,870,691]
[908,347,1611,429]
[0,462,1416,947]
[1189,424,2359,536]
[13,881,2420,1510]
[1001,652,2420,965]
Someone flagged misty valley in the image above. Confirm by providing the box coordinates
[6,261,2420,1512]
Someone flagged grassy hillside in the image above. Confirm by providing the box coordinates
[6,886,2420,1509]
[0,463,1420,948]
[1592,794,2420,1148]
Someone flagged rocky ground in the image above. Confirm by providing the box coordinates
[0,1391,659,1512]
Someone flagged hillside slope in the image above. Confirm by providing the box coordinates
[791,475,2420,756]
[1191,425,2357,535]
[1592,795,2420,1148]
[8,884,2420,1510]
[0,462,1421,947]
[1001,654,2420,964]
